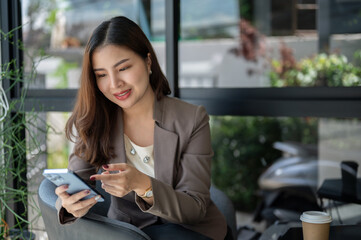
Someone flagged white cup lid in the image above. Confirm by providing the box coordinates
[300,211,332,224]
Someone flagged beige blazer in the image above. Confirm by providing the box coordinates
[56,96,227,240]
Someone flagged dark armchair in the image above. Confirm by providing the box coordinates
[38,178,237,240]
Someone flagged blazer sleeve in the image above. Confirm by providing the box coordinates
[135,105,213,224]
[56,152,97,224]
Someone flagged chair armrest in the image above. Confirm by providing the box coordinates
[38,178,151,240]
[210,185,237,240]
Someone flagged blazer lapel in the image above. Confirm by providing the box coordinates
[153,96,179,186]
[153,122,178,186]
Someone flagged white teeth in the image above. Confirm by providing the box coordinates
[118,90,130,97]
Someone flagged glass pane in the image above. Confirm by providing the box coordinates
[179,0,361,88]
[21,0,165,89]
[46,112,73,169]
[26,111,72,239]
[25,111,47,239]
[210,116,361,228]
[150,0,166,73]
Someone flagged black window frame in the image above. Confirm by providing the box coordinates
[1,0,27,228]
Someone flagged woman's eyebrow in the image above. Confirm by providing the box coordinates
[93,58,130,72]
[113,58,130,68]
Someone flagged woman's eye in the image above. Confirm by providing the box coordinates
[119,66,130,72]
[96,74,106,78]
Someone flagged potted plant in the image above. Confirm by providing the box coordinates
[1,28,49,240]
[270,48,361,87]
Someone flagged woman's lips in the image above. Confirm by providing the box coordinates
[114,89,131,100]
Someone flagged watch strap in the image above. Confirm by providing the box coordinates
[139,186,153,198]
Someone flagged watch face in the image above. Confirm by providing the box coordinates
[145,190,153,198]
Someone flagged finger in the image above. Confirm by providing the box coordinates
[73,203,94,217]
[90,173,118,182]
[101,182,117,191]
[70,197,98,217]
[101,181,130,196]
[100,171,109,183]
[102,163,128,171]
[101,171,111,182]
[102,186,119,197]
[55,185,71,200]
[55,185,69,195]
[57,191,71,200]
[71,195,99,212]
[65,189,92,205]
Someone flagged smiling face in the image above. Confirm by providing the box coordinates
[92,44,153,111]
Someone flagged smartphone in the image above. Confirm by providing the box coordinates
[43,169,104,202]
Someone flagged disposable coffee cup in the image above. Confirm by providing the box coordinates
[300,211,332,240]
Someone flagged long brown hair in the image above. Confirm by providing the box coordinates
[65,16,171,167]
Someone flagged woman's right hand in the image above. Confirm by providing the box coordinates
[55,185,99,218]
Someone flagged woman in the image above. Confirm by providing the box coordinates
[55,16,228,240]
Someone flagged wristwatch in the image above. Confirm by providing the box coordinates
[139,186,153,198]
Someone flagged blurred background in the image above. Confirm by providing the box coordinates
[2,0,361,239]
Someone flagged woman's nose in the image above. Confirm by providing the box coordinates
[109,74,124,89]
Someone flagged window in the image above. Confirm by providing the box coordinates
[177,0,361,88]
[22,0,165,90]
[210,116,361,218]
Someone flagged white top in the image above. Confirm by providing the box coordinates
[300,211,332,224]
[124,134,155,178]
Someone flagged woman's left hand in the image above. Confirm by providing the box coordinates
[90,163,151,198]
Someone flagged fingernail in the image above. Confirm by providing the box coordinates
[102,164,109,169]
[95,195,101,201]
[90,176,96,181]
[85,190,90,194]
[64,185,69,189]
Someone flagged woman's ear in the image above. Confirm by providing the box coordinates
[147,53,152,72]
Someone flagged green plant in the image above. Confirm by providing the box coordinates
[210,116,282,211]
[51,60,78,88]
[1,28,50,239]
[270,52,361,87]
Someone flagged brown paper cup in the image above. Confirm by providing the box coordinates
[300,211,332,240]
